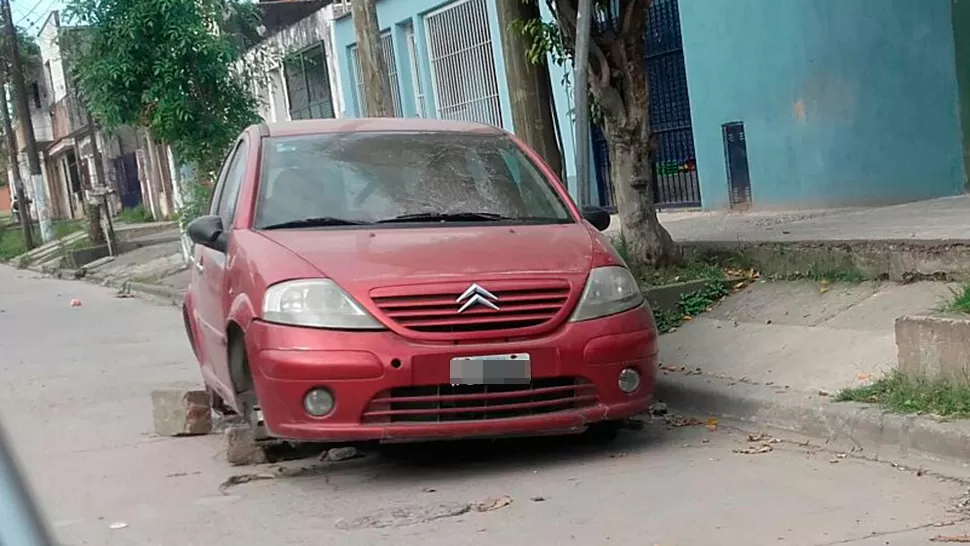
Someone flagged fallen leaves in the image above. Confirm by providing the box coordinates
[706,418,718,432]
[474,496,512,513]
[819,279,830,294]
[663,415,703,428]
[931,535,970,543]
[734,433,781,455]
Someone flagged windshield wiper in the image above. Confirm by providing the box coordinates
[261,216,371,230]
[377,212,510,224]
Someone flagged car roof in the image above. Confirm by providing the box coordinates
[261,118,506,138]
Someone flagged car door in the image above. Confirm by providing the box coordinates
[194,139,248,393]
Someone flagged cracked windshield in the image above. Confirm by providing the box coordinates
[2,0,970,544]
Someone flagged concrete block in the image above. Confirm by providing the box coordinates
[151,388,212,437]
[896,315,970,386]
[225,424,267,466]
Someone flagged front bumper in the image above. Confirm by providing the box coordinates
[244,306,658,442]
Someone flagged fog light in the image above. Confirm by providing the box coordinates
[618,368,641,394]
[303,388,335,417]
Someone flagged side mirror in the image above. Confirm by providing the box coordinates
[187,215,228,253]
[581,206,611,232]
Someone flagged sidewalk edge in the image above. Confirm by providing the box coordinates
[655,372,970,465]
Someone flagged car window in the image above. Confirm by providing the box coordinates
[252,132,574,228]
[215,142,249,227]
[208,143,242,216]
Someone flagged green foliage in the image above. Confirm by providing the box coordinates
[63,0,261,175]
[179,180,214,227]
[654,281,731,334]
[942,282,970,314]
[838,372,970,419]
[118,204,154,224]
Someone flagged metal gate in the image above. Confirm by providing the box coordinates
[592,0,701,210]
[112,152,143,210]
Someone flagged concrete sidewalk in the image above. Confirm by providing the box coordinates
[659,195,970,242]
[654,279,970,466]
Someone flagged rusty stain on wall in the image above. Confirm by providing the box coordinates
[793,99,806,122]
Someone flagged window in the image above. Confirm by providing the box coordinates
[404,23,426,117]
[210,141,248,227]
[349,33,403,117]
[253,132,572,229]
[283,43,335,120]
[424,0,503,127]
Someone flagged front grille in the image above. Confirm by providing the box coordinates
[362,378,598,423]
[370,282,570,334]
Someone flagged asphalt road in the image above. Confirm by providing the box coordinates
[1,265,969,546]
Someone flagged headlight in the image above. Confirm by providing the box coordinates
[262,279,385,330]
[570,266,644,322]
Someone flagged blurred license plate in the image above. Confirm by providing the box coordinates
[450,353,531,385]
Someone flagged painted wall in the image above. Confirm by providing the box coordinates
[680,0,966,209]
[332,0,597,200]
[245,5,344,123]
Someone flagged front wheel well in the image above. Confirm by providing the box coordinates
[226,322,251,395]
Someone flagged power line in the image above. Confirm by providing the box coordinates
[12,0,47,27]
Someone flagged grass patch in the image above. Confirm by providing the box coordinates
[118,204,154,224]
[0,219,85,261]
[941,282,970,314]
[837,372,970,418]
[654,280,731,334]
[612,234,752,288]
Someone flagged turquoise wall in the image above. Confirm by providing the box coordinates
[332,0,599,202]
[680,0,966,208]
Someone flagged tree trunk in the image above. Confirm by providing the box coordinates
[607,133,679,266]
[352,0,394,117]
[496,0,564,177]
[87,202,105,245]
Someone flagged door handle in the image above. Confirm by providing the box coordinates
[195,255,204,273]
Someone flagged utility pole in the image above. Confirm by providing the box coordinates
[496,0,564,179]
[352,0,394,117]
[86,121,114,254]
[2,0,50,242]
[573,0,593,207]
[0,57,31,250]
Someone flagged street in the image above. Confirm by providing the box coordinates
[1,265,969,546]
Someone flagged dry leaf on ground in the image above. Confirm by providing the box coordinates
[664,415,703,427]
[706,417,718,431]
[931,535,970,543]
[734,444,773,455]
[474,496,512,512]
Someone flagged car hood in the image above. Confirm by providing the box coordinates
[257,223,594,287]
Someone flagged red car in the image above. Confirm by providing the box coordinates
[183,118,658,444]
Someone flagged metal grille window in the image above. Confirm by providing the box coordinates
[424,0,503,127]
[349,35,403,117]
[283,42,336,120]
[404,23,427,117]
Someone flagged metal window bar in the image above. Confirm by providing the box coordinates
[350,38,403,117]
[284,43,335,121]
[424,0,503,127]
[381,33,404,116]
[404,23,427,117]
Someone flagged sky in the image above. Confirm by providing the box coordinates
[10,0,62,35]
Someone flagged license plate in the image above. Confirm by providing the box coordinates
[449,353,531,385]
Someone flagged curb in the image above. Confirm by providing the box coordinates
[656,371,970,465]
[84,271,185,308]
[682,239,970,281]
